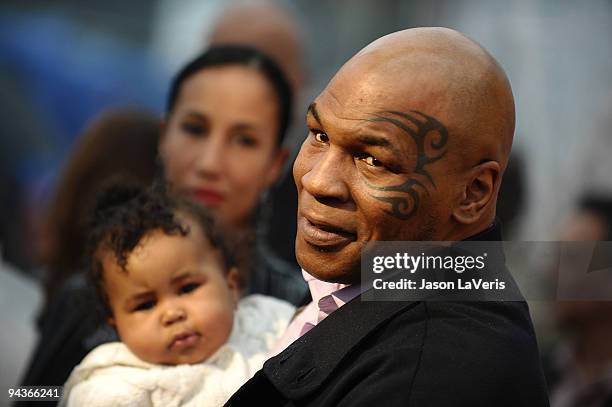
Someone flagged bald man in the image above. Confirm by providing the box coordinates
[226,28,549,406]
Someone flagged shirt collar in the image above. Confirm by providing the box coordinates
[301,269,362,318]
[302,269,346,304]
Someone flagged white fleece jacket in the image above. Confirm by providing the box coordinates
[60,295,294,407]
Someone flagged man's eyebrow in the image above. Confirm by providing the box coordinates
[357,134,401,155]
[307,102,321,124]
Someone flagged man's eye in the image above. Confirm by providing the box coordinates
[362,155,383,167]
[134,300,155,312]
[313,131,329,143]
[180,283,200,294]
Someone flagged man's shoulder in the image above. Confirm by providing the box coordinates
[334,300,548,405]
[391,301,547,405]
[248,299,548,406]
[352,300,542,373]
[379,300,538,356]
[393,300,535,342]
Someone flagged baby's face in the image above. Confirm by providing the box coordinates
[102,220,239,365]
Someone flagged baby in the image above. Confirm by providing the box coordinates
[60,183,294,406]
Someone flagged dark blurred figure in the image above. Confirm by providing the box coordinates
[0,165,29,269]
[207,0,307,268]
[545,194,612,407]
[19,109,160,403]
[497,150,526,239]
[0,68,54,274]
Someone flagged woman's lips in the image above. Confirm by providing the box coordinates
[169,331,200,350]
[188,189,225,206]
[298,216,356,248]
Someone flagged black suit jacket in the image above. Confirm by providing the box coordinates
[226,225,550,406]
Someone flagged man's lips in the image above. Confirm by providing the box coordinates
[298,215,356,248]
[169,331,200,350]
[188,189,225,206]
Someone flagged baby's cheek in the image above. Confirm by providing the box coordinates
[119,319,166,364]
[199,305,234,345]
[216,308,235,344]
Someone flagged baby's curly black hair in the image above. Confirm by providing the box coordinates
[84,181,238,318]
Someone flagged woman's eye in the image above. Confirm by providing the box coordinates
[134,300,156,312]
[313,131,329,143]
[234,134,258,147]
[180,283,200,294]
[181,122,207,136]
[362,155,383,167]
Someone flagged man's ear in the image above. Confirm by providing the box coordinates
[452,161,500,225]
[226,267,241,305]
[263,147,290,189]
[107,316,116,327]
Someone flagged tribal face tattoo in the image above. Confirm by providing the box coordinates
[365,110,449,220]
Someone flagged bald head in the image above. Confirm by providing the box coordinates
[208,0,306,93]
[337,27,514,173]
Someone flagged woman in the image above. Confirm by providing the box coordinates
[21,47,306,396]
[159,46,306,305]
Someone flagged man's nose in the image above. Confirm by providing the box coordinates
[161,303,187,326]
[300,147,351,203]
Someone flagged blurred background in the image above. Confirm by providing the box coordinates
[1,0,612,405]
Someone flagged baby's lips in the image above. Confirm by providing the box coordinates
[169,330,200,350]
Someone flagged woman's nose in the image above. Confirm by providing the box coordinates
[193,135,225,178]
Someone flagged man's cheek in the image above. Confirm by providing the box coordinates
[376,215,410,240]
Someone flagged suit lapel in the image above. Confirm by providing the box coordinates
[263,295,419,400]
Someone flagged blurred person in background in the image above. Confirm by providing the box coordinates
[206,0,308,269]
[0,68,55,274]
[0,160,40,394]
[496,151,526,239]
[207,0,306,95]
[545,194,612,407]
[19,108,160,397]
[37,110,161,308]
[0,259,40,399]
[159,45,306,306]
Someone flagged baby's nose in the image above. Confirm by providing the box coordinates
[162,306,186,326]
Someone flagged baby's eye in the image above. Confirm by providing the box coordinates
[180,283,200,295]
[134,300,156,312]
[313,131,329,143]
[361,155,383,167]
